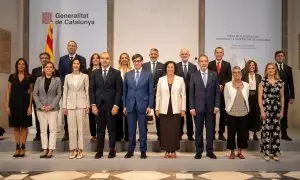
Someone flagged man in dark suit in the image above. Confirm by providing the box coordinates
[90,52,123,159]
[190,54,220,159]
[31,52,59,141]
[123,54,154,159]
[176,48,197,141]
[208,47,231,141]
[142,48,165,140]
[275,50,295,141]
[58,40,87,141]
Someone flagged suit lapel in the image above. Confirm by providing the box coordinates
[198,71,205,88]
[205,71,212,88]
[137,70,145,87]
[47,77,55,93]
[104,68,113,86]
[40,77,46,95]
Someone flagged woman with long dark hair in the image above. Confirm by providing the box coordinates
[6,58,33,157]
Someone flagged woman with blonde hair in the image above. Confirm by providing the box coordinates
[116,53,132,141]
[258,63,284,161]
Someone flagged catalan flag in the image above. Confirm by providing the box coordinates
[45,21,54,62]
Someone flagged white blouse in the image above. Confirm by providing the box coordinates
[248,74,256,90]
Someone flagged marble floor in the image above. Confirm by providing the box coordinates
[1,171,300,180]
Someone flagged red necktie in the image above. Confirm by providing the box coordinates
[217,62,221,75]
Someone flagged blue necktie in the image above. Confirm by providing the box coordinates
[135,71,140,86]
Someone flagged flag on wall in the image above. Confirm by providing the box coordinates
[45,21,54,62]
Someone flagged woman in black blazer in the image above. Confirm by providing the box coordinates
[242,60,262,140]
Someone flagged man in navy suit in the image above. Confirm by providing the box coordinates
[176,48,197,141]
[190,55,220,159]
[208,47,231,141]
[123,54,154,159]
[142,48,165,140]
[58,40,87,141]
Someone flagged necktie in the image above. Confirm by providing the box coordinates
[152,62,156,74]
[183,64,188,78]
[202,72,207,87]
[103,69,107,82]
[135,71,140,86]
[69,56,73,61]
[280,64,283,71]
[217,62,221,75]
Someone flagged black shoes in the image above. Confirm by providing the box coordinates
[95,151,103,159]
[194,153,202,159]
[62,134,69,141]
[108,150,116,159]
[282,134,292,141]
[218,134,226,141]
[253,134,259,141]
[13,144,21,157]
[141,152,147,159]
[206,152,217,159]
[124,151,134,158]
[188,137,195,141]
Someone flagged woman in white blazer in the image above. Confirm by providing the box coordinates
[33,62,62,158]
[62,58,90,159]
[224,66,249,159]
[155,61,186,158]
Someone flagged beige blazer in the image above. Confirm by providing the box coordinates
[62,72,90,109]
[155,75,186,114]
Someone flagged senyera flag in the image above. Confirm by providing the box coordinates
[45,21,54,62]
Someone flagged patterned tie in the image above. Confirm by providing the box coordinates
[183,64,188,78]
[152,62,156,74]
[202,72,207,87]
[135,71,140,86]
[217,62,221,75]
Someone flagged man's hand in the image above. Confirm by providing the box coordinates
[190,109,196,116]
[111,106,118,116]
[92,105,99,116]
[155,110,160,117]
[145,107,151,115]
[123,108,127,116]
[213,107,219,114]
[180,110,186,117]
[219,85,224,91]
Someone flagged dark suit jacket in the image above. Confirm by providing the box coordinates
[276,63,295,99]
[123,69,154,113]
[189,70,220,112]
[58,54,87,84]
[31,66,59,84]
[208,60,232,86]
[242,73,262,91]
[90,67,123,110]
[142,61,165,88]
[176,62,197,93]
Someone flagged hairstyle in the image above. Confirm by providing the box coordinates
[67,40,77,47]
[71,57,82,72]
[132,54,143,61]
[214,46,224,53]
[39,52,51,59]
[198,54,209,61]
[149,48,159,53]
[42,62,56,77]
[264,63,280,80]
[89,53,101,68]
[164,61,177,74]
[232,66,241,72]
[118,52,132,70]
[14,58,30,78]
[244,60,258,74]
[274,50,285,58]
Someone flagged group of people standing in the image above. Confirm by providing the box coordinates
[5,40,295,162]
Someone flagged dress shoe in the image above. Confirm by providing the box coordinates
[33,136,41,141]
[62,134,69,141]
[76,149,83,159]
[124,151,134,158]
[194,153,202,159]
[141,152,147,159]
[188,137,195,141]
[95,151,103,159]
[218,134,226,141]
[46,150,53,159]
[281,134,292,141]
[108,149,116,159]
[253,134,259,141]
[229,153,235,159]
[273,155,280,161]
[206,152,217,159]
[13,144,21,158]
[69,150,77,159]
[40,150,48,158]
[237,153,245,159]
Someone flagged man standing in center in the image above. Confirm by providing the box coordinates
[90,52,123,159]
[190,55,220,159]
[142,48,165,140]
[123,54,154,159]
[208,47,231,141]
[176,48,197,141]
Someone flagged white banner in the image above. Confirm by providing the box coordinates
[205,0,282,73]
[29,0,107,70]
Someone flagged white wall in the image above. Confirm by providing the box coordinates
[113,0,199,66]
[0,0,23,128]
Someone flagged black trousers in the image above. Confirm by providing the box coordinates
[116,104,128,140]
[89,110,96,137]
[280,97,289,135]
[33,102,40,136]
[64,115,69,135]
[213,92,226,136]
[96,108,116,150]
[226,114,248,150]
[180,94,194,138]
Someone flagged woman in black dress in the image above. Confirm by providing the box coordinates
[242,60,262,140]
[5,58,33,157]
[85,53,101,141]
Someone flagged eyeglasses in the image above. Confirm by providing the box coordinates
[133,60,142,63]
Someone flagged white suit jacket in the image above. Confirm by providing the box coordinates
[155,75,186,114]
[62,72,90,109]
[224,81,249,113]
